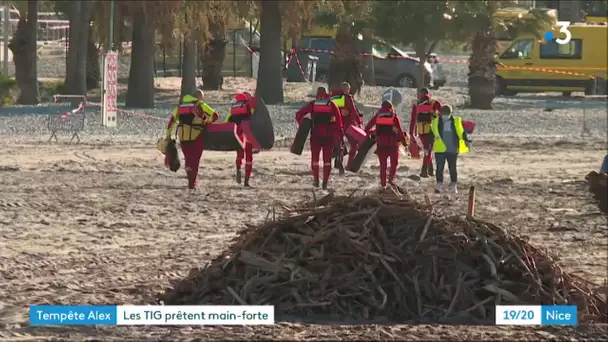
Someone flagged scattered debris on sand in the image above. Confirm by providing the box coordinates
[159,193,607,324]
[586,171,608,215]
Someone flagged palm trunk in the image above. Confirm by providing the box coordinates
[86,28,100,91]
[64,0,92,96]
[201,22,227,90]
[414,41,427,90]
[181,34,197,98]
[126,11,156,108]
[8,1,39,105]
[468,31,497,109]
[255,0,284,104]
[328,24,363,95]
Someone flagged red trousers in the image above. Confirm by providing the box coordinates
[236,142,253,181]
[180,135,204,189]
[377,146,399,186]
[420,133,434,168]
[310,136,335,183]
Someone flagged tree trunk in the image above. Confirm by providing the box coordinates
[86,28,101,91]
[361,32,375,86]
[201,21,227,90]
[414,41,427,91]
[255,0,284,104]
[126,12,156,108]
[8,1,39,105]
[328,24,363,96]
[467,32,497,109]
[64,0,92,96]
[181,35,197,98]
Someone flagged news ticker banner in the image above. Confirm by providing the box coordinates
[30,305,577,326]
[30,305,274,325]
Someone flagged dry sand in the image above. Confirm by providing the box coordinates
[0,136,607,340]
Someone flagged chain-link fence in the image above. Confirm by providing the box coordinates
[1,14,71,78]
[154,30,258,78]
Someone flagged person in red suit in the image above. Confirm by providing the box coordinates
[296,86,344,189]
[165,90,220,190]
[409,87,441,178]
[331,82,363,174]
[224,91,257,187]
[365,100,409,188]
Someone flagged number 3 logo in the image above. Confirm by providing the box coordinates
[556,21,572,45]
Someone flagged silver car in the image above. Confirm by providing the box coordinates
[299,37,434,88]
[405,52,448,89]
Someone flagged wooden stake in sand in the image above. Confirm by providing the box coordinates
[467,186,476,218]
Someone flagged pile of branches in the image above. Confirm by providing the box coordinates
[159,193,607,324]
[586,171,608,215]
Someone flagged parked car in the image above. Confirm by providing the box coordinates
[297,36,435,88]
[405,52,447,89]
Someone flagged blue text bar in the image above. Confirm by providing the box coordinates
[541,305,577,325]
[29,305,117,325]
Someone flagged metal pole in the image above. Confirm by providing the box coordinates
[233,30,236,77]
[249,18,253,78]
[178,39,182,77]
[3,7,9,76]
[196,40,200,77]
[109,0,115,51]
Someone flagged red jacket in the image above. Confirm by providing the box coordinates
[330,89,362,127]
[409,95,441,135]
[227,93,256,124]
[365,108,407,148]
[296,94,343,139]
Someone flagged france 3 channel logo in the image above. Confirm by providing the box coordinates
[543,21,572,45]
[496,305,577,325]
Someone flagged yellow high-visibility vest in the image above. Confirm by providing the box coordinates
[166,95,217,141]
[431,116,469,154]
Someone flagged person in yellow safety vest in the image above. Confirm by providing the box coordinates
[409,88,442,178]
[165,89,219,189]
[430,105,471,195]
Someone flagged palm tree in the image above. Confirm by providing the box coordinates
[315,1,372,95]
[255,0,284,104]
[63,0,93,96]
[8,0,39,104]
[180,10,197,98]
[451,1,554,109]
[174,2,209,97]
[121,1,180,108]
[86,24,100,91]
[254,0,318,104]
[200,2,236,91]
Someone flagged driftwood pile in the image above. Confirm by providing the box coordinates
[586,171,608,215]
[159,193,607,324]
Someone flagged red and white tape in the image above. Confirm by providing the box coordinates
[289,47,597,78]
[55,102,86,120]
